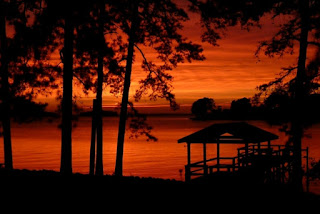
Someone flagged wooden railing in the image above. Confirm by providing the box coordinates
[185,144,309,185]
[185,156,239,181]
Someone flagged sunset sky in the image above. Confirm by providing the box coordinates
[167,13,299,107]
[38,3,309,113]
[3,1,320,188]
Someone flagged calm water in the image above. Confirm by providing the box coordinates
[1,116,320,191]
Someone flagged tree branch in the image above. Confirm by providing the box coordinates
[103,31,118,35]
[134,44,152,73]
[292,37,320,48]
[257,66,298,92]
[134,44,179,110]
[134,44,163,83]
[73,73,88,88]
[59,48,89,89]
[308,41,320,47]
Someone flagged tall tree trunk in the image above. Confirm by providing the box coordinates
[60,13,74,175]
[89,99,97,175]
[115,2,139,177]
[95,1,105,176]
[0,3,13,170]
[291,0,309,191]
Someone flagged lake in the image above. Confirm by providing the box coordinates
[1,116,319,192]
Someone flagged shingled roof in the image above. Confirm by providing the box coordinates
[178,122,278,144]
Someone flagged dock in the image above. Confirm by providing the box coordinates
[178,122,309,189]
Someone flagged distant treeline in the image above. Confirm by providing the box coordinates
[79,110,117,117]
[6,97,118,121]
[191,94,320,123]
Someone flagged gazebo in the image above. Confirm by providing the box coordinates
[178,122,280,181]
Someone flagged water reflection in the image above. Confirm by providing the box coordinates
[0,116,319,192]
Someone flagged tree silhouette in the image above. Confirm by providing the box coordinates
[75,0,108,176]
[0,0,55,170]
[308,158,320,180]
[37,0,95,174]
[60,3,74,175]
[0,0,12,170]
[112,0,205,176]
[191,97,215,120]
[113,0,139,177]
[94,0,105,176]
[74,0,126,176]
[264,89,291,119]
[37,0,129,175]
[191,0,320,190]
[230,97,252,119]
[254,0,319,191]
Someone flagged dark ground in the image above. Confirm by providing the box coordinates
[1,169,319,212]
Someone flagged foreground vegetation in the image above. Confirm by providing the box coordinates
[1,168,319,206]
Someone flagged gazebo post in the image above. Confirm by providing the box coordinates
[245,142,249,167]
[217,142,220,172]
[185,142,191,182]
[203,142,207,175]
[245,142,248,157]
[187,142,191,166]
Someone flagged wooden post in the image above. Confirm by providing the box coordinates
[232,158,235,172]
[306,147,309,192]
[245,143,249,156]
[245,143,248,167]
[203,142,207,175]
[238,149,241,168]
[187,142,191,166]
[89,99,98,175]
[258,142,261,155]
[268,140,271,149]
[185,165,190,182]
[217,142,220,172]
[186,142,191,181]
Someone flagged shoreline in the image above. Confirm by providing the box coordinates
[1,168,320,213]
[1,168,319,198]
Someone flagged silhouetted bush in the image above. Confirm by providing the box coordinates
[308,159,320,180]
[191,97,215,120]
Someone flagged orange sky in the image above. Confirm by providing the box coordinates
[37,6,314,113]
[169,13,297,107]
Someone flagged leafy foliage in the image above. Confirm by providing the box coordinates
[190,0,320,99]
[191,97,216,120]
[308,158,320,180]
[110,0,205,110]
[127,102,158,142]
[0,1,58,127]
[231,97,252,115]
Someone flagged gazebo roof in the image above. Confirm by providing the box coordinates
[178,122,278,144]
